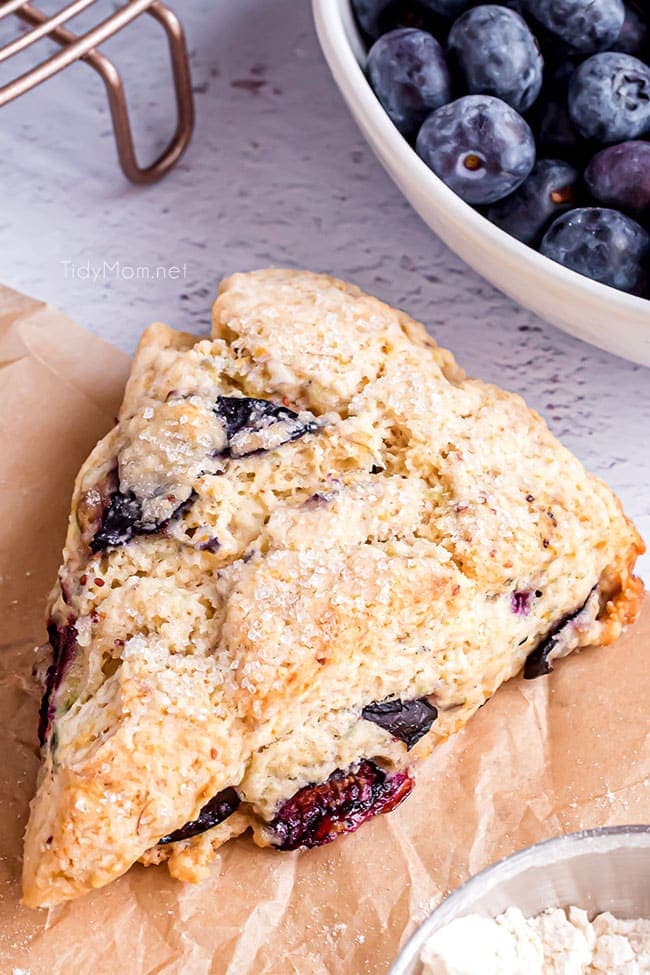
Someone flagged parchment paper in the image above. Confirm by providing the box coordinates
[0,285,648,975]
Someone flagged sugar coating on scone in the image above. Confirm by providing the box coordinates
[23,269,644,907]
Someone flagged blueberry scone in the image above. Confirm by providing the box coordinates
[23,269,644,908]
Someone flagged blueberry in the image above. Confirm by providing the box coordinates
[215,396,318,458]
[361,696,438,749]
[38,622,78,745]
[530,96,584,159]
[352,0,470,40]
[158,788,240,845]
[90,488,196,552]
[486,159,579,244]
[447,5,543,113]
[611,4,649,58]
[540,207,649,294]
[568,52,650,143]
[366,28,451,138]
[584,141,650,219]
[522,0,625,54]
[269,760,413,850]
[524,590,594,678]
[416,95,535,204]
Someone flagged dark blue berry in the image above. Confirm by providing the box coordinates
[568,52,650,143]
[361,696,438,749]
[366,28,451,138]
[584,141,650,220]
[487,159,579,244]
[522,0,625,54]
[352,0,470,41]
[611,4,649,58]
[158,788,240,845]
[416,95,535,204]
[447,5,543,113]
[215,396,318,458]
[540,207,649,294]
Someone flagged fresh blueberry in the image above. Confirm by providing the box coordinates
[584,141,650,220]
[352,0,470,40]
[568,52,650,143]
[366,28,451,138]
[540,207,649,294]
[611,4,649,58]
[416,95,535,204]
[447,5,543,113]
[487,159,579,244]
[521,0,625,54]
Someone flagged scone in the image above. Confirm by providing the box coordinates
[23,269,644,908]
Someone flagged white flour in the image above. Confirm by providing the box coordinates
[420,906,650,974]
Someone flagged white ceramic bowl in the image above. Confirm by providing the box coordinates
[312,0,650,366]
[390,826,650,975]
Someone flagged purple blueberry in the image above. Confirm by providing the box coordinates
[269,760,413,850]
[416,95,535,204]
[361,696,438,749]
[540,207,649,294]
[584,141,650,219]
[352,0,470,40]
[90,488,196,552]
[611,4,649,58]
[487,159,579,244]
[522,0,625,54]
[568,52,650,143]
[366,28,451,138]
[158,787,240,845]
[447,5,543,113]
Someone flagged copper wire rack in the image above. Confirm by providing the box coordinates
[0,0,194,183]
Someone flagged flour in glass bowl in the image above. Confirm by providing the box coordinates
[420,906,650,974]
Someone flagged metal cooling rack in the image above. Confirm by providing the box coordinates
[0,0,194,183]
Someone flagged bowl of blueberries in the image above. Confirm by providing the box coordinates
[313,0,650,365]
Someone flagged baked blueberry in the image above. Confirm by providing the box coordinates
[270,760,413,850]
[568,52,650,143]
[367,28,451,138]
[215,395,318,458]
[486,159,579,244]
[361,696,438,749]
[416,95,536,204]
[158,788,240,845]
[540,207,649,294]
[38,623,78,745]
[447,5,543,113]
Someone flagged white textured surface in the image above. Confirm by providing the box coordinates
[1,0,648,577]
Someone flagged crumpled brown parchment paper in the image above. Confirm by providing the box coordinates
[0,284,648,975]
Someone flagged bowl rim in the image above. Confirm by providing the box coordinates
[312,0,650,318]
[389,824,650,975]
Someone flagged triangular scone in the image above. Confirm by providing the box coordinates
[23,270,644,907]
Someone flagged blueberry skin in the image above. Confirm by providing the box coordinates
[416,95,536,204]
[568,52,650,143]
[447,5,543,113]
[584,141,650,219]
[487,159,579,245]
[611,4,649,58]
[540,207,649,294]
[522,0,625,54]
[367,28,452,138]
[352,0,470,40]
